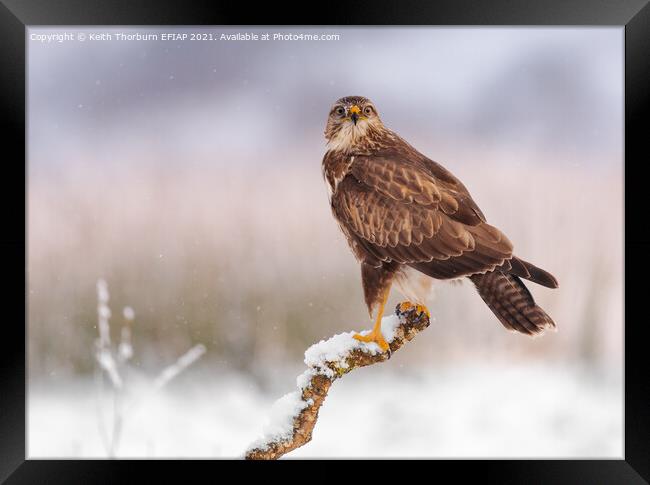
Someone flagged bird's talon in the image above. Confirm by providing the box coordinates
[353,331,390,353]
[415,304,430,318]
[398,301,414,313]
[398,301,430,319]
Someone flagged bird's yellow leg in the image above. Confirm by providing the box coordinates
[354,287,390,352]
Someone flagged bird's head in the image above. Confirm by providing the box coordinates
[325,96,384,151]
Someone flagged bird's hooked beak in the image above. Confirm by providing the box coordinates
[349,105,360,125]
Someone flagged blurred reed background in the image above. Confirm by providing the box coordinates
[27,27,623,457]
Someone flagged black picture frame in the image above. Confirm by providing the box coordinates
[2,0,647,482]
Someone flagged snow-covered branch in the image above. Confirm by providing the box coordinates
[245,303,431,460]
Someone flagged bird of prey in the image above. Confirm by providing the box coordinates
[322,95,558,352]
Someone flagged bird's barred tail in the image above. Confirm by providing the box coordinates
[470,270,556,336]
[503,256,559,289]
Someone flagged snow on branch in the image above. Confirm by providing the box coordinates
[245,303,431,460]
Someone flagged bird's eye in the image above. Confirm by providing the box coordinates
[334,106,345,116]
[363,106,374,116]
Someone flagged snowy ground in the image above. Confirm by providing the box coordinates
[28,362,622,459]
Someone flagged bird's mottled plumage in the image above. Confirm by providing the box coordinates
[322,96,558,338]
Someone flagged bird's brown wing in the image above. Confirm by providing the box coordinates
[332,154,513,279]
[349,153,487,226]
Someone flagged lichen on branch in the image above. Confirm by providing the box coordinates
[245,303,431,460]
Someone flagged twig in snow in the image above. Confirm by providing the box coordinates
[92,278,206,457]
[245,302,431,460]
[93,279,123,456]
[153,344,207,390]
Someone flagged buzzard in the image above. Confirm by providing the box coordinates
[322,96,558,352]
